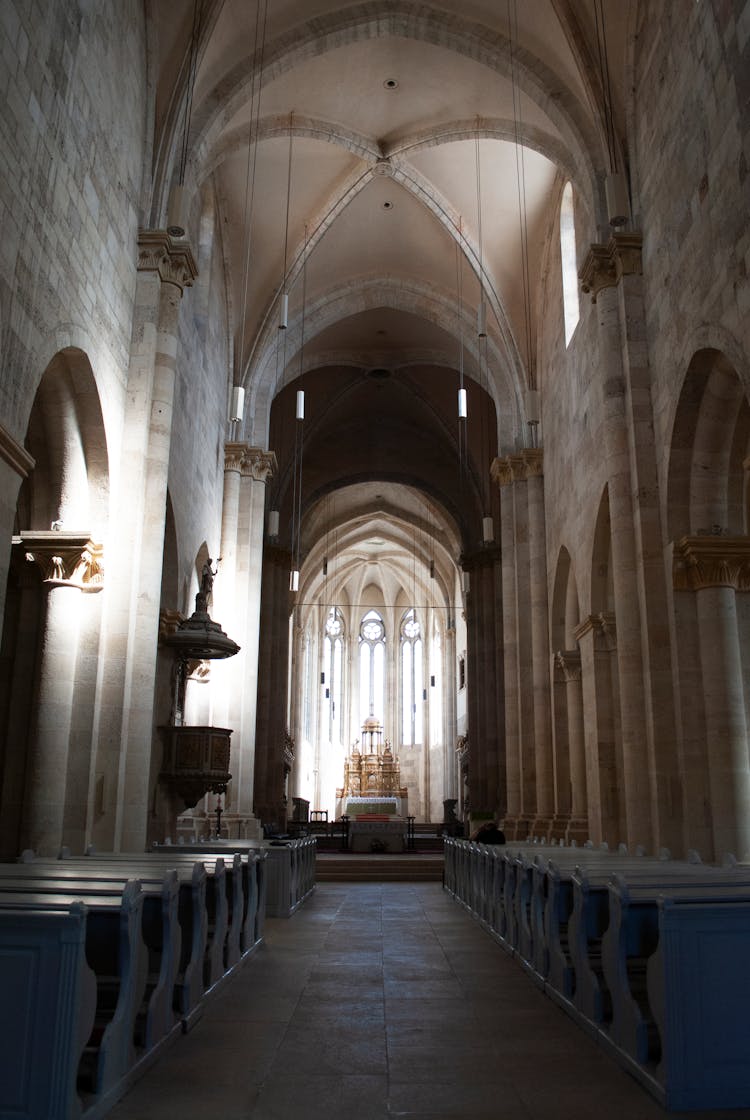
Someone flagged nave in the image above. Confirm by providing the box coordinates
[107,883,744,1120]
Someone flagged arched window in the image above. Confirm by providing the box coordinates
[359,610,385,725]
[323,608,344,743]
[400,608,423,745]
[560,181,579,346]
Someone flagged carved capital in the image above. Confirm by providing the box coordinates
[579,232,642,302]
[579,243,616,302]
[673,536,750,591]
[137,229,198,293]
[574,612,616,650]
[18,532,104,591]
[224,443,277,482]
[224,441,247,473]
[520,447,543,478]
[555,648,582,682]
[244,448,277,483]
[490,456,513,489]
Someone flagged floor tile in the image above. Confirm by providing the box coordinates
[108,882,750,1120]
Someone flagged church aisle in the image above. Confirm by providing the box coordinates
[108,884,749,1120]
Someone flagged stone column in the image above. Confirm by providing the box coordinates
[579,234,655,852]
[215,445,275,836]
[91,231,196,853]
[524,449,554,834]
[576,612,622,846]
[0,425,34,639]
[254,544,293,827]
[554,649,589,843]
[461,546,501,823]
[674,537,750,860]
[494,458,520,834]
[19,535,103,855]
[443,625,457,801]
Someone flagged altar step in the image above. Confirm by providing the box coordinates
[314,834,445,854]
[315,853,444,882]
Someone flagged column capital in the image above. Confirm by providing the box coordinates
[224,441,247,473]
[673,535,750,591]
[243,448,277,483]
[490,456,514,488]
[579,232,643,303]
[492,448,543,486]
[16,532,104,591]
[224,443,277,481]
[555,648,582,682]
[137,229,198,293]
[573,612,616,649]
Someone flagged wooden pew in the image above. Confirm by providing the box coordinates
[83,852,233,989]
[155,838,304,920]
[151,842,267,946]
[20,855,210,1027]
[602,874,750,1071]
[0,882,147,1101]
[0,902,96,1120]
[646,896,750,1111]
[0,866,181,1052]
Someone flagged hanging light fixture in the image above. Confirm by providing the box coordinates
[234,0,268,447]
[289,223,309,594]
[508,0,539,452]
[279,113,294,329]
[167,0,204,237]
[594,0,630,227]
[475,134,494,544]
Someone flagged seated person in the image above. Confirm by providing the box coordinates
[470,820,506,845]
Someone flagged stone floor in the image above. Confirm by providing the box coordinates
[108,883,750,1120]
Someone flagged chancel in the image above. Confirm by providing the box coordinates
[1,0,750,1117]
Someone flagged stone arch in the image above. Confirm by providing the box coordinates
[667,348,750,540]
[667,350,750,861]
[1,347,109,857]
[17,348,110,538]
[247,276,522,452]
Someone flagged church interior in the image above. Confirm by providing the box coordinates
[1,0,750,1116]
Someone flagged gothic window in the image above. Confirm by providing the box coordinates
[560,181,579,346]
[323,608,344,742]
[359,609,385,725]
[401,608,423,745]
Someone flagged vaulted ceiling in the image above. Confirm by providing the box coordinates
[148,0,633,556]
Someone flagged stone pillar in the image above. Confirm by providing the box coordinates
[443,625,457,802]
[576,612,622,846]
[492,451,550,837]
[0,425,34,639]
[579,234,656,852]
[19,536,103,855]
[525,450,554,834]
[461,546,502,823]
[674,537,750,860]
[216,445,275,836]
[92,231,196,853]
[554,649,589,843]
[494,459,521,833]
[254,544,293,827]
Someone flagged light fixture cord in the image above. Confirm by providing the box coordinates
[237,0,268,388]
[508,0,535,389]
[594,0,618,173]
[178,0,203,186]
